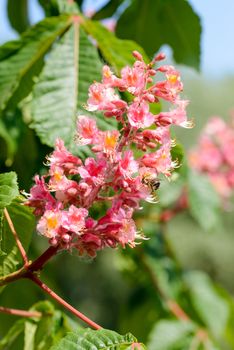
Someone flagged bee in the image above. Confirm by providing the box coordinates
[142,174,160,202]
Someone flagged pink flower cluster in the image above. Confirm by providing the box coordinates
[25,51,190,257]
[189,115,234,200]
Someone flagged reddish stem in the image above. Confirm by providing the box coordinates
[28,245,60,272]
[28,273,102,330]
[167,300,190,321]
[0,306,41,318]
[3,208,29,266]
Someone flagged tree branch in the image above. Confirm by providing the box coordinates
[0,306,41,318]
[3,208,29,266]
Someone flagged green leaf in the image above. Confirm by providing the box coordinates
[31,21,116,158]
[0,198,35,277]
[116,0,201,69]
[0,15,70,113]
[50,328,145,350]
[7,0,30,34]
[81,18,148,74]
[0,119,16,165]
[185,271,229,337]
[0,172,18,209]
[24,301,81,350]
[92,0,124,20]
[187,169,221,231]
[147,320,195,350]
[0,319,25,349]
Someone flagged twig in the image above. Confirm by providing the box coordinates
[28,273,102,330]
[0,306,42,318]
[3,208,29,266]
[28,245,60,272]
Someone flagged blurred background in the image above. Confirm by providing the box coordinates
[0,0,234,348]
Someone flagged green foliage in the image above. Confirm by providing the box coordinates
[30,23,105,157]
[185,271,229,337]
[81,18,148,74]
[0,301,81,350]
[116,0,201,69]
[147,320,195,350]
[92,0,125,20]
[7,0,29,34]
[187,169,221,231]
[50,328,145,350]
[0,16,71,114]
[0,197,35,277]
[0,172,18,209]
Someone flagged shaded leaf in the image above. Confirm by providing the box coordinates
[50,328,145,350]
[92,0,124,20]
[7,0,30,34]
[147,320,195,350]
[187,169,221,231]
[31,21,116,158]
[0,16,70,113]
[81,18,148,74]
[116,0,201,69]
[185,271,229,337]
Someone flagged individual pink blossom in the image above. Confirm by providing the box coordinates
[87,82,126,113]
[141,145,175,176]
[127,101,155,128]
[78,157,107,185]
[37,209,61,239]
[76,115,99,145]
[47,139,81,174]
[61,205,88,235]
[24,175,56,216]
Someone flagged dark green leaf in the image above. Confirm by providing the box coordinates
[92,0,124,20]
[185,271,229,337]
[31,22,116,158]
[147,320,195,350]
[81,18,148,74]
[187,169,221,231]
[7,0,30,34]
[0,198,35,277]
[116,0,201,69]
[50,328,145,350]
[0,172,18,209]
[0,16,70,113]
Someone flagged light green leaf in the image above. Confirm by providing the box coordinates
[0,172,19,209]
[187,169,221,231]
[7,0,30,34]
[31,21,116,157]
[147,320,195,350]
[0,119,16,165]
[0,319,25,349]
[50,328,145,350]
[0,15,70,113]
[0,198,35,277]
[185,271,229,337]
[116,0,201,69]
[81,18,148,74]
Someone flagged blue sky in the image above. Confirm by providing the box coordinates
[0,0,233,77]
